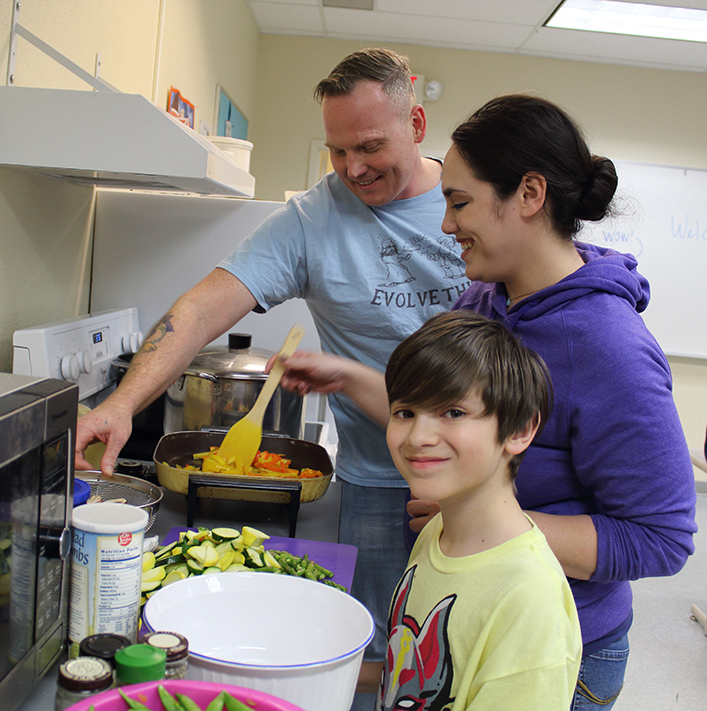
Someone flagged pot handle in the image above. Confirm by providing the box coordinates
[189,371,223,396]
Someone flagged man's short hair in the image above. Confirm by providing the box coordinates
[313,47,415,116]
[385,311,552,479]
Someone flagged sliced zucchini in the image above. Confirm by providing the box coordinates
[203,566,221,575]
[154,541,181,559]
[241,526,270,548]
[262,551,282,570]
[156,554,185,568]
[186,558,205,574]
[142,551,156,572]
[162,569,186,586]
[224,563,249,573]
[244,548,263,568]
[141,579,163,592]
[165,562,189,577]
[186,543,218,567]
[211,527,240,541]
[217,550,236,571]
[142,566,166,583]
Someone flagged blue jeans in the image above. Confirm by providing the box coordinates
[571,635,630,710]
[339,481,409,711]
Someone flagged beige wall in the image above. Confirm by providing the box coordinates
[251,34,707,197]
[249,35,707,460]
[0,0,260,373]
[1,7,706,461]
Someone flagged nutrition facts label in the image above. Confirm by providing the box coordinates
[68,524,143,657]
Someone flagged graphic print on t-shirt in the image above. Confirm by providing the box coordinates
[379,236,415,287]
[410,234,467,281]
[372,233,470,311]
[379,566,456,711]
[378,233,466,288]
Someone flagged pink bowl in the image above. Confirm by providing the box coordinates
[65,679,306,711]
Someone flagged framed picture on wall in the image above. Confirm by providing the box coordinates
[214,85,248,140]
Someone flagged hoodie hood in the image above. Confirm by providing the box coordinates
[456,242,651,325]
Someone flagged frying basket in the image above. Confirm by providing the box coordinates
[74,470,163,531]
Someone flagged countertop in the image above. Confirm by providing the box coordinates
[16,477,343,711]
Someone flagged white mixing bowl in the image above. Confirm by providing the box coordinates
[143,572,374,711]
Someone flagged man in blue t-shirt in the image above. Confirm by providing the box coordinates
[76,48,467,708]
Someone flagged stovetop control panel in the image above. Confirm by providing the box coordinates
[12,308,143,399]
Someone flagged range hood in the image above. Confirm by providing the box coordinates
[0,87,255,197]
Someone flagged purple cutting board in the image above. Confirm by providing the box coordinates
[162,527,357,591]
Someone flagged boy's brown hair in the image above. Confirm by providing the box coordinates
[385,311,552,479]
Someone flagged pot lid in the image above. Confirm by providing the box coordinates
[184,333,274,380]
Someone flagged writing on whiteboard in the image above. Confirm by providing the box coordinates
[600,230,643,258]
[671,215,707,241]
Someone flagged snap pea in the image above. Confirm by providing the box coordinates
[222,692,254,711]
[118,689,152,711]
[157,685,181,711]
[204,691,226,711]
[175,692,202,711]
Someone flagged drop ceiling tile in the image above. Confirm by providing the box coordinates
[250,1,323,32]
[635,0,707,8]
[322,8,533,50]
[376,0,558,26]
[523,26,707,71]
[244,0,707,72]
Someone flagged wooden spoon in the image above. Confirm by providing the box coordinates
[217,324,305,473]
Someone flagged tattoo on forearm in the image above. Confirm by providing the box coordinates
[142,313,175,353]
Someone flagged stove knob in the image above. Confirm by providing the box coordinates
[122,331,144,354]
[60,353,80,381]
[77,349,93,374]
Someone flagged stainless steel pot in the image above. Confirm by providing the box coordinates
[163,333,304,438]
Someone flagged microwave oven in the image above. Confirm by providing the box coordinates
[0,373,77,711]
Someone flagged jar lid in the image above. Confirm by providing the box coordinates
[142,631,189,661]
[58,657,113,692]
[79,633,132,662]
[114,644,166,684]
[184,334,273,381]
[73,479,91,507]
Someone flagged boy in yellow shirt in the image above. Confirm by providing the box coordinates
[358,310,581,710]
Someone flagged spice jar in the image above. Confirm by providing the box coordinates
[142,631,189,679]
[114,644,166,686]
[79,633,132,668]
[55,656,114,711]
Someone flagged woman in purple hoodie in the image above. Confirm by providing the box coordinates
[279,95,697,709]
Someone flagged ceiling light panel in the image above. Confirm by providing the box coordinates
[547,1,707,42]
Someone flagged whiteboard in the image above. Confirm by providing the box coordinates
[579,161,707,360]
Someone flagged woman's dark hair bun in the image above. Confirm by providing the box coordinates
[577,156,618,223]
[452,94,620,239]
